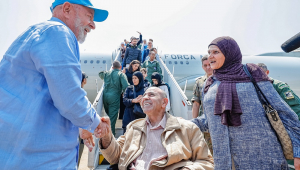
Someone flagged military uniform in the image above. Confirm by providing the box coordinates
[191,74,213,154]
[271,77,300,119]
[191,74,208,116]
[99,69,129,135]
[270,77,300,168]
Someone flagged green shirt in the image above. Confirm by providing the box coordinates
[271,77,300,119]
[191,74,208,116]
[99,69,129,94]
[142,60,162,82]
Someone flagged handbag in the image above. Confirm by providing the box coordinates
[133,87,146,119]
[243,64,294,159]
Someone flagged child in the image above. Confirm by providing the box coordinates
[140,68,151,87]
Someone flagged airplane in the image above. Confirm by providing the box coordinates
[81,49,300,103]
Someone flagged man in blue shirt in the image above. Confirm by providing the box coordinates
[0,0,109,169]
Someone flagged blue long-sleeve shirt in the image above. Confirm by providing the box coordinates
[0,17,100,169]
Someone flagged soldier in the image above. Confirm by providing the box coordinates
[192,55,213,118]
[191,55,213,154]
[99,61,129,135]
[257,63,300,119]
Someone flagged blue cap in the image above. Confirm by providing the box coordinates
[50,0,108,22]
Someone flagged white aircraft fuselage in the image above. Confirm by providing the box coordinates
[81,51,300,102]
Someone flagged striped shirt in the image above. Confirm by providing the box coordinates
[131,114,168,170]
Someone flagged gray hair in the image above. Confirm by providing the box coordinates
[149,51,156,55]
[201,55,209,64]
[113,61,121,69]
[146,87,167,99]
[160,90,167,99]
[257,63,268,71]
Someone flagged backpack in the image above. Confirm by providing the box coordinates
[163,82,171,97]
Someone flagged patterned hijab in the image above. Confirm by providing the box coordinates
[204,36,270,126]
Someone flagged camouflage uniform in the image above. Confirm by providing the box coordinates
[191,74,213,154]
[270,77,300,167]
[191,75,207,116]
[271,77,300,119]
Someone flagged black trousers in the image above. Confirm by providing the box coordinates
[119,94,125,119]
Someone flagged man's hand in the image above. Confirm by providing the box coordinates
[132,95,143,103]
[137,31,141,35]
[98,117,113,149]
[94,117,110,138]
[79,129,95,152]
[295,157,300,170]
[83,139,94,152]
[122,68,126,73]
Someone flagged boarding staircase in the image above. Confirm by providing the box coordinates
[86,49,193,170]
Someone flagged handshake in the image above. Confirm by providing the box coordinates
[79,117,111,152]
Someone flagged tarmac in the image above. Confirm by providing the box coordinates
[78,119,123,170]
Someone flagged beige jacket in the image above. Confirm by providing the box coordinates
[100,114,214,170]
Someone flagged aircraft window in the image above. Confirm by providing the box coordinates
[96,60,100,64]
[84,60,87,64]
[90,60,94,64]
[174,61,178,65]
[169,61,172,64]
[186,61,189,65]
[103,60,106,64]
[180,61,183,65]
[80,60,81,63]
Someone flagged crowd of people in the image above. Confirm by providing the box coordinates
[100,33,169,135]
[1,0,300,170]
[99,36,300,170]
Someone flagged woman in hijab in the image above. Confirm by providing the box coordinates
[122,71,147,133]
[119,60,141,120]
[151,72,170,112]
[192,36,300,169]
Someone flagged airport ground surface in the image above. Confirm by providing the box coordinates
[78,119,123,170]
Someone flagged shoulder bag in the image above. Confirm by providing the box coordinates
[243,64,293,159]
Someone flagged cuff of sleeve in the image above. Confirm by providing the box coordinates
[88,113,101,133]
[294,146,300,158]
[100,136,116,158]
[191,97,200,103]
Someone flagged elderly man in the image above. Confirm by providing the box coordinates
[0,0,108,169]
[100,87,214,170]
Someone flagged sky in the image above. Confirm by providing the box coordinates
[1,0,300,59]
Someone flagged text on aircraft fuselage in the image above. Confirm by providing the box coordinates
[164,54,199,60]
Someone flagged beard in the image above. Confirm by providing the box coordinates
[74,15,91,44]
